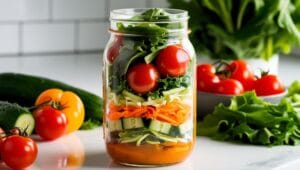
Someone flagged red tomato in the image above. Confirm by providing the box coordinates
[227,60,255,91]
[197,64,216,75]
[254,74,284,96]
[127,63,160,94]
[1,135,38,169]
[156,45,190,77]
[107,35,123,63]
[197,73,220,92]
[214,79,244,95]
[35,106,68,141]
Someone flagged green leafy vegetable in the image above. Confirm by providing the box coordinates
[169,0,300,60]
[109,8,187,96]
[148,75,191,99]
[198,92,300,146]
[80,119,99,130]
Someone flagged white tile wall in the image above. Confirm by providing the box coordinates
[22,23,75,53]
[20,0,50,21]
[0,0,170,56]
[79,22,109,50]
[151,0,169,8]
[0,0,22,21]
[109,0,147,10]
[0,25,19,54]
[0,0,49,21]
[52,0,106,20]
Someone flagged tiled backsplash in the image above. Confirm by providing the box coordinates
[0,0,169,56]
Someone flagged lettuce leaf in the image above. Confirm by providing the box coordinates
[198,92,300,146]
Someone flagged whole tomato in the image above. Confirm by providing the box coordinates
[127,63,160,94]
[214,79,244,95]
[156,45,190,77]
[1,135,38,169]
[254,74,284,96]
[227,60,255,91]
[35,89,85,134]
[35,106,68,141]
[197,64,216,75]
[197,64,219,92]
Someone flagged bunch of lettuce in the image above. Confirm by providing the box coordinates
[198,91,300,146]
[169,0,300,60]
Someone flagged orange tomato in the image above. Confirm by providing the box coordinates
[35,88,85,134]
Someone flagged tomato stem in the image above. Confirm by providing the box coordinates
[29,99,65,111]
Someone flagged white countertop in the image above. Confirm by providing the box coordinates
[1,53,300,170]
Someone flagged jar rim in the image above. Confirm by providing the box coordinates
[110,8,189,23]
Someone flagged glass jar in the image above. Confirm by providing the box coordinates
[103,8,196,167]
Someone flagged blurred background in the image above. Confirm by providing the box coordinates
[0,0,169,56]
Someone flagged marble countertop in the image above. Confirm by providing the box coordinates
[1,53,300,170]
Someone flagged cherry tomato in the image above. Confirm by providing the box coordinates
[35,106,68,141]
[254,74,284,96]
[197,73,220,92]
[156,45,190,77]
[127,63,160,94]
[1,135,38,169]
[197,64,216,75]
[227,60,255,91]
[107,35,123,63]
[214,79,244,95]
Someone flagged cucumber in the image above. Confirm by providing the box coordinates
[149,119,172,134]
[107,119,122,132]
[178,121,193,135]
[0,73,103,126]
[0,101,35,135]
[122,90,144,102]
[122,118,144,129]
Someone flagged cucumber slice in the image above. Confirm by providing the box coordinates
[107,119,122,132]
[15,113,35,135]
[122,118,144,129]
[178,121,193,135]
[149,119,172,134]
[0,101,35,135]
[122,90,144,102]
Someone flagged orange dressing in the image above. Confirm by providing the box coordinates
[106,141,194,165]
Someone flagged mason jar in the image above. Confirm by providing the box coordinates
[103,8,196,166]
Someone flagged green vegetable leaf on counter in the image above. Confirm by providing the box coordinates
[198,92,300,146]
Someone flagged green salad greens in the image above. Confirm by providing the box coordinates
[169,0,300,60]
[198,84,300,146]
[109,8,191,100]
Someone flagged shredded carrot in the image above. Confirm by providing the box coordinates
[107,99,191,126]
